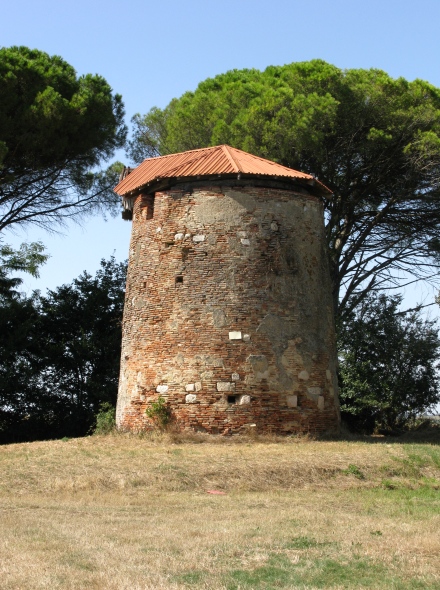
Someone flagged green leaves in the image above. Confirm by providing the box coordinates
[128,61,440,318]
[0,257,127,443]
[0,241,47,279]
[0,46,127,232]
[338,293,440,432]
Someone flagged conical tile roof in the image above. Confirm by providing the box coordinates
[114,144,330,196]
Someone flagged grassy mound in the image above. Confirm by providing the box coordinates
[0,434,439,589]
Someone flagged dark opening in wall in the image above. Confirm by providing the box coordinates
[227,395,237,404]
[175,275,183,285]
[182,247,191,261]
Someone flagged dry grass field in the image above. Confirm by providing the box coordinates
[0,431,439,589]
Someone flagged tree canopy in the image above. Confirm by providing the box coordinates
[0,257,126,443]
[129,60,440,317]
[0,46,127,233]
[338,293,440,432]
[0,241,47,298]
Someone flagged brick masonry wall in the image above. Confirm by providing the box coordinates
[116,183,340,435]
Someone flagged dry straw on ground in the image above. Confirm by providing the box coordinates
[0,431,439,589]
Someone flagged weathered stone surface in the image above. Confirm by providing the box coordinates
[231,372,240,381]
[212,308,227,328]
[116,184,340,435]
[185,384,195,392]
[248,355,269,379]
[217,382,234,392]
[307,387,322,401]
[286,395,298,408]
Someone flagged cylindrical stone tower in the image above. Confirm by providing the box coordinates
[115,145,340,435]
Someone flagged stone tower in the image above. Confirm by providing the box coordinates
[115,145,340,435]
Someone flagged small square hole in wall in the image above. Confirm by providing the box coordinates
[227,395,237,404]
[175,275,183,285]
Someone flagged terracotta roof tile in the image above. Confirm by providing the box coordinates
[114,145,331,196]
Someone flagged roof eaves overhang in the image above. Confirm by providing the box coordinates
[116,173,332,200]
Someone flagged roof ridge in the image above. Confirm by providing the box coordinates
[138,145,310,179]
[141,144,219,163]
[221,145,242,173]
[226,145,311,177]
[137,145,311,179]
[114,144,330,197]
[154,146,223,179]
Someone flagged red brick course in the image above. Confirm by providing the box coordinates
[117,182,340,435]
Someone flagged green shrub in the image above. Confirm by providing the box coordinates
[93,403,116,435]
[145,396,170,429]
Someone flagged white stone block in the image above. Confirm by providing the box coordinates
[270,221,279,231]
[286,395,298,408]
[195,382,202,391]
[174,233,184,240]
[229,331,242,340]
[185,394,197,404]
[239,395,251,405]
[184,233,191,239]
[298,370,309,381]
[217,382,233,392]
[156,227,162,233]
[240,238,250,246]
[326,369,332,381]
[243,334,251,342]
[156,385,168,394]
[185,383,195,392]
[318,396,325,410]
[193,234,205,242]
[231,372,240,381]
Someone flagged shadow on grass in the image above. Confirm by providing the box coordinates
[90,418,440,446]
[323,420,440,446]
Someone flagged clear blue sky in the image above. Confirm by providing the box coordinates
[3,0,440,305]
